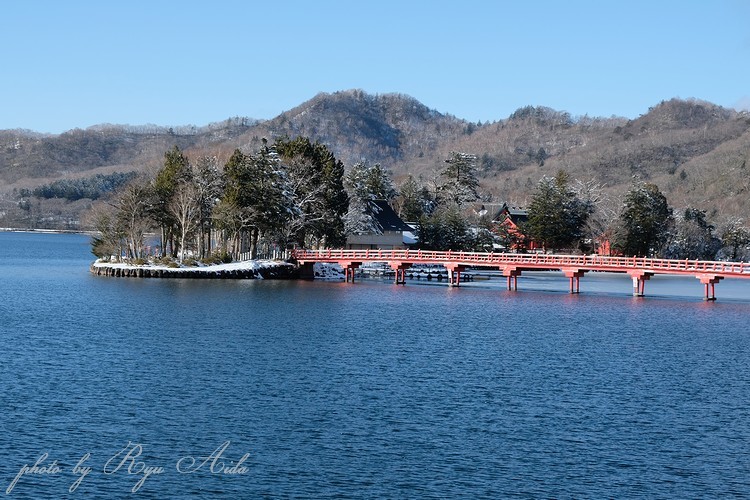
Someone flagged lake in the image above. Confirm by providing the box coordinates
[1,231,749,498]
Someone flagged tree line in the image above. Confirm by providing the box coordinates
[92,137,352,263]
[23,171,138,201]
[520,171,750,261]
[92,136,750,264]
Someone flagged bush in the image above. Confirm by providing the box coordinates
[156,256,178,267]
[200,252,226,265]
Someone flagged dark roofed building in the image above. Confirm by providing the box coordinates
[346,199,413,250]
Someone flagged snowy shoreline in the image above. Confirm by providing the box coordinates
[90,259,298,279]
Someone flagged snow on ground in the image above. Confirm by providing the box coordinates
[313,262,345,280]
[92,259,288,272]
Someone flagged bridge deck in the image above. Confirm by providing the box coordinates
[292,249,750,278]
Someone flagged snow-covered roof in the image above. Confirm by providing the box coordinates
[371,200,413,232]
[403,231,418,245]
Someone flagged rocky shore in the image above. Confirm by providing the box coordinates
[90,260,299,279]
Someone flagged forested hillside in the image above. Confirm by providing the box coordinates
[1,90,749,230]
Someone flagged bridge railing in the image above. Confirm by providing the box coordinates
[290,249,750,276]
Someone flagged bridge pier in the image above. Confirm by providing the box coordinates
[444,263,466,287]
[501,267,521,291]
[389,261,412,285]
[627,270,653,297]
[298,262,315,280]
[562,269,586,294]
[697,274,723,301]
[338,261,362,283]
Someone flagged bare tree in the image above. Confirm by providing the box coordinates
[168,180,201,263]
[116,183,151,260]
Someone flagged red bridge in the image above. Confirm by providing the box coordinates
[292,249,750,300]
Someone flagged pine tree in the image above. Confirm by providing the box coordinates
[343,161,398,236]
[663,208,720,260]
[526,171,590,252]
[151,146,192,257]
[274,137,348,248]
[396,175,431,222]
[614,182,673,257]
[438,151,479,206]
[221,142,286,259]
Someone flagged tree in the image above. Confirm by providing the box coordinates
[345,161,396,201]
[90,203,125,260]
[151,146,192,257]
[395,175,432,222]
[571,179,616,243]
[416,203,472,251]
[438,151,479,206]
[115,182,152,260]
[192,156,224,258]
[717,217,750,261]
[343,161,398,236]
[344,195,381,235]
[274,137,348,248]
[470,212,497,252]
[662,208,721,260]
[614,182,673,257]
[525,171,590,251]
[221,143,286,259]
[168,180,201,263]
[212,198,251,259]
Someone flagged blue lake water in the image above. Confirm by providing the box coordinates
[1,231,749,498]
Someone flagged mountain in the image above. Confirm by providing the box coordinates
[1,90,749,229]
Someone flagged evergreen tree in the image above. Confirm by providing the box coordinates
[416,203,472,251]
[344,161,397,200]
[274,137,348,248]
[396,175,432,221]
[717,218,750,261]
[663,208,720,260]
[193,156,224,258]
[151,146,192,257]
[343,161,398,236]
[526,171,590,251]
[220,143,286,259]
[438,151,479,206]
[614,182,673,257]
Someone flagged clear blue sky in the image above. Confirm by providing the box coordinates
[2,0,748,134]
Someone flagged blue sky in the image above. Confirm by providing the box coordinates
[2,0,749,134]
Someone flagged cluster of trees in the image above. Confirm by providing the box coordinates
[522,171,750,260]
[393,151,496,252]
[92,138,348,262]
[24,172,138,201]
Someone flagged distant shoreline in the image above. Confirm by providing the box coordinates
[0,228,92,235]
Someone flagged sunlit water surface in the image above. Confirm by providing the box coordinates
[1,232,749,498]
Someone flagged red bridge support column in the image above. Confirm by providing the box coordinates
[389,261,412,285]
[627,270,653,297]
[444,263,466,287]
[338,261,361,283]
[501,267,521,291]
[562,269,586,294]
[697,274,723,301]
